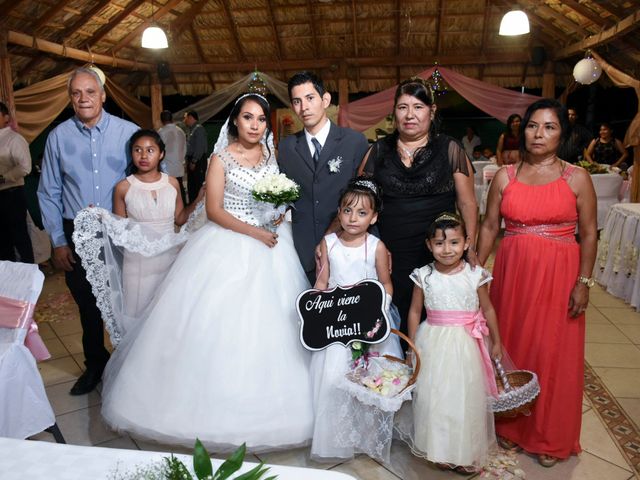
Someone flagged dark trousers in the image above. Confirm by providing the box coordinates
[63,219,110,372]
[0,186,34,263]
[187,159,207,204]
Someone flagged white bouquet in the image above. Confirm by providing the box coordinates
[251,173,300,231]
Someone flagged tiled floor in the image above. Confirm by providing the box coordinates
[29,270,640,479]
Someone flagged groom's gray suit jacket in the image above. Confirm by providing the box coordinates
[278,121,369,275]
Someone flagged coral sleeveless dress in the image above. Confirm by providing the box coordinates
[490,164,584,459]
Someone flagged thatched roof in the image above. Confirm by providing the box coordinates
[4,0,640,97]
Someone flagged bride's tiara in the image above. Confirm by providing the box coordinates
[235,92,268,105]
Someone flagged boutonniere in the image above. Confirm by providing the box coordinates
[328,156,343,174]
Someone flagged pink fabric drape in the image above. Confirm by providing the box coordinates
[338,66,541,132]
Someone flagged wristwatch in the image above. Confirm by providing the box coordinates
[577,275,595,288]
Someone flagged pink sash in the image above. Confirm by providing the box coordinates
[426,308,498,397]
[0,295,50,361]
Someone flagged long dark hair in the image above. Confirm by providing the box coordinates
[227,93,273,158]
[127,129,165,174]
[504,113,522,139]
[393,78,439,165]
[338,176,383,213]
[519,98,569,157]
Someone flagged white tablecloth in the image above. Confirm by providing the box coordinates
[0,438,356,480]
[595,203,640,309]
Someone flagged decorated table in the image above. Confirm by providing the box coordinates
[596,203,640,309]
[0,438,357,480]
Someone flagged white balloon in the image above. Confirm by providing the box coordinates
[573,58,602,85]
[88,65,106,86]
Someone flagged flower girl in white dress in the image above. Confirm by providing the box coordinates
[111,130,200,324]
[100,94,314,452]
[310,177,402,461]
[399,212,502,474]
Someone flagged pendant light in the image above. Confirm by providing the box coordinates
[499,10,530,36]
[142,0,168,49]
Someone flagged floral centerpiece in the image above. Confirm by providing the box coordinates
[576,160,609,175]
[109,440,276,480]
[251,173,300,232]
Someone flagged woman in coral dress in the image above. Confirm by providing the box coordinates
[477,99,597,467]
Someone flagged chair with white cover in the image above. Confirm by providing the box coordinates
[592,174,624,229]
[479,164,500,215]
[0,261,62,441]
[472,161,491,206]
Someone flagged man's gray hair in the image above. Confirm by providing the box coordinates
[67,67,105,94]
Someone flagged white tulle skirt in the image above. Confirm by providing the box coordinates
[395,321,495,468]
[101,220,314,452]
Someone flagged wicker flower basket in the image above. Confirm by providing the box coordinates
[339,329,420,412]
[492,358,540,418]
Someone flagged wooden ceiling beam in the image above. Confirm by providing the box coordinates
[84,0,146,48]
[306,0,319,60]
[109,0,183,54]
[7,30,154,71]
[0,0,27,17]
[30,0,70,34]
[265,0,283,61]
[554,8,640,59]
[594,2,627,20]
[220,0,247,63]
[57,0,112,41]
[172,0,209,39]
[531,4,589,38]
[435,0,445,56]
[168,52,531,74]
[480,0,491,56]
[395,0,401,84]
[559,0,613,28]
[351,0,359,57]
[189,24,216,91]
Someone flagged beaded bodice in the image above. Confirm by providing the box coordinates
[219,148,279,227]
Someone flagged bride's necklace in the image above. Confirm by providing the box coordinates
[237,144,263,168]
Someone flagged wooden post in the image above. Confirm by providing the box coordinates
[338,61,349,108]
[541,61,555,99]
[150,72,163,130]
[0,29,17,121]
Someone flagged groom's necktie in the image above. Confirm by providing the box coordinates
[311,137,322,165]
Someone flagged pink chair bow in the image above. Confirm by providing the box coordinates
[0,295,50,361]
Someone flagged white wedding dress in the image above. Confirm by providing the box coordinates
[101,149,314,452]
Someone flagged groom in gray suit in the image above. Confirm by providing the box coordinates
[278,72,369,284]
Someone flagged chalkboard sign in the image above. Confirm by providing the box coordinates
[297,279,390,351]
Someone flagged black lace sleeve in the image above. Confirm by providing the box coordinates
[447,138,473,177]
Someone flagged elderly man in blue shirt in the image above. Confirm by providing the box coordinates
[38,67,138,395]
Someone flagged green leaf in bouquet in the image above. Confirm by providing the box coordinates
[233,463,272,480]
[193,439,213,479]
[212,443,246,480]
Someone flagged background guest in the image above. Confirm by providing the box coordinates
[278,71,369,284]
[0,101,34,263]
[557,107,591,164]
[38,67,139,395]
[585,122,628,168]
[462,126,481,160]
[183,110,208,204]
[158,110,187,204]
[359,78,477,335]
[496,113,522,166]
[477,98,596,467]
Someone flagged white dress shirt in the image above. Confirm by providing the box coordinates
[0,126,31,191]
[158,123,187,178]
[304,118,331,157]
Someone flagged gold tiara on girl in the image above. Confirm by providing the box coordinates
[434,212,461,223]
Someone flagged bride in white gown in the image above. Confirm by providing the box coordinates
[101,93,314,452]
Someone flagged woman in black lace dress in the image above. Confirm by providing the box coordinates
[359,78,477,334]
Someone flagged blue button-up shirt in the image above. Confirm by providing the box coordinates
[38,110,139,247]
